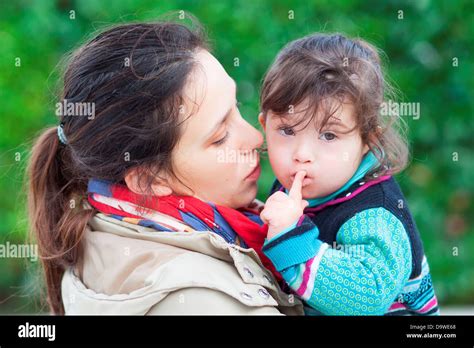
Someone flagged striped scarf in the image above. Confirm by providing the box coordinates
[87,178,282,281]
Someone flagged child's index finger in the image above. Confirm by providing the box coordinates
[289,170,306,200]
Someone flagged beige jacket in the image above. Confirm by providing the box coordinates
[61,213,304,315]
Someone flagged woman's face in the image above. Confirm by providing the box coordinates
[166,50,263,209]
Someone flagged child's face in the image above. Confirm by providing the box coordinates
[260,99,369,199]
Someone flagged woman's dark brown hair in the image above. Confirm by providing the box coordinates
[260,33,408,178]
[27,20,207,314]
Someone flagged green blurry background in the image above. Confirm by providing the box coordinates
[0,0,473,313]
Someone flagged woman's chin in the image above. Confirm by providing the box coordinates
[233,184,258,209]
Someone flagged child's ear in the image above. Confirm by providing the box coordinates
[125,168,172,197]
[258,112,266,131]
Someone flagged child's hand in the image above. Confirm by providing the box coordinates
[261,171,309,239]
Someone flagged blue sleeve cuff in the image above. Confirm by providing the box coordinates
[262,216,323,272]
[265,220,299,244]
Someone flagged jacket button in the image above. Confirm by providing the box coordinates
[240,292,253,301]
[263,274,274,285]
[243,266,254,278]
[258,288,270,299]
[359,181,365,186]
[345,192,351,197]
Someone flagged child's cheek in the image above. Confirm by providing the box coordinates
[267,140,292,177]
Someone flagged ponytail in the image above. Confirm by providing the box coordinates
[27,20,208,314]
[27,127,93,314]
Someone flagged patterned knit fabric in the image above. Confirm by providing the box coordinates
[262,176,439,316]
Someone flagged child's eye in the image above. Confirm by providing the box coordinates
[278,126,295,136]
[319,132,337,141]
[213,131,229,146]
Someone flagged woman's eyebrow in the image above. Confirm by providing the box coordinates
[206,80,237,139]
[207,107,233,139]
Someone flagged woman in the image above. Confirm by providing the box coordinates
[27,21,303,315]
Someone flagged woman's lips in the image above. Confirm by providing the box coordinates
[245,164,261,181]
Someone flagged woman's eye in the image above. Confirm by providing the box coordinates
[213,132,229,146]
[278,127,295,136]
[319,132,337,141]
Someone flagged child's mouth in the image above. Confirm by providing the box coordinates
[290,173,313,187]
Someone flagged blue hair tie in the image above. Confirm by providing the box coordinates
[57,124,68,145]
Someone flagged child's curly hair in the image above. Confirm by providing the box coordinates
[260,33,408,178]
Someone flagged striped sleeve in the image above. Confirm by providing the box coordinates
[262,207,413,315]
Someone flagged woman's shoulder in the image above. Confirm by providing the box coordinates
[62,212,303,315]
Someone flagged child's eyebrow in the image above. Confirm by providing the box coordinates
[268,111,290,120]
[321,116,349,130]
[322,123,349,132]
[269,112,304,126]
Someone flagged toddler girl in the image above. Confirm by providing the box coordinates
[258,33,439,315]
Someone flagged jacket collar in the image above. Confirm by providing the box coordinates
[61,213,303,314]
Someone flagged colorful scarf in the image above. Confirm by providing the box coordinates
[87,179,282,281]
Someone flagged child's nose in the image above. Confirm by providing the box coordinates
[293,145,314,164]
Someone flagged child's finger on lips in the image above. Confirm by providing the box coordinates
[289,170,306,201]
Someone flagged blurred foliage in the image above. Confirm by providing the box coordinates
[0,0,473,313]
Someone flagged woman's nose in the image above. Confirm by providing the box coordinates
[242,118,264,151]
